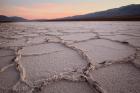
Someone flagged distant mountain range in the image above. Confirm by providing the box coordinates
[0,15,28,22]
[0,4,140,22]
[47,4,140,21]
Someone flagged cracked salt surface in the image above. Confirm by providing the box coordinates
[0,22,140,93]
[0,49,14,57]
[21,43,70,55]
[90,63,140,93]
[133,51,140,68]
[26,36,47,45]
[37,80,99,93]
[1,38,28,47]
[21,43,87,81]
[0,56,15,70]
[60,33,97,43]
[126,38,140,47]
[0,66,19,89]
[100,35,140,47]
[71,39,136,65]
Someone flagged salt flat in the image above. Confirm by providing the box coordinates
[0,22,140,93]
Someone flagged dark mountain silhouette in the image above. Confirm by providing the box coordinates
[9,16,28,21]
[0,15,11,22]
[47,4,140,21]
[0,15,28,22]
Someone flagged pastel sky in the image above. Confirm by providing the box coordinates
[0,0,140,19]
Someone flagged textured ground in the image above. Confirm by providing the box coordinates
[0,22,140,93]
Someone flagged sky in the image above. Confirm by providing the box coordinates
[0,0,140,19]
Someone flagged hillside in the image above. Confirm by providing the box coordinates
[0,15,28,22]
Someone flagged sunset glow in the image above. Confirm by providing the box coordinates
[0,0,140,19]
